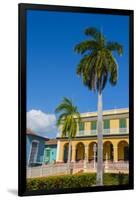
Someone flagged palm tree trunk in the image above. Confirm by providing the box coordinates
[96,91,103,185]
[67,139,72,174]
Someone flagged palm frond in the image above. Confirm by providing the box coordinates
[85,27,105,44]
[74,26,123,93]
[55,98,73,114]
[56,113,68,127]
[74,40,99,54]
[106,42,123,56]
[55,97,81,140]
[76,54,92,75]
[104,49,118,85]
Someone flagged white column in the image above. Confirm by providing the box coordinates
[56,140,61,162]
[85,144,89,162]
[84,144,89,172]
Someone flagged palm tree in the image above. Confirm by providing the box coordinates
[55,97,80,173]
[74,27,123,185]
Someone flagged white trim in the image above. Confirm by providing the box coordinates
[42,147,46,164]
[56,140,60,162]
[28,140,39,165]
[74,108,129,118]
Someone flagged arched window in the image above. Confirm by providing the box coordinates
[88,142,97,161]
[118,141,129,161]
[76,142,85,161]
[103,141,114,161]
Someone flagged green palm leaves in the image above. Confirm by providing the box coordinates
[55,97,80,139]
[74,27,123,93]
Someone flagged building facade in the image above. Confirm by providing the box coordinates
[26,128,49,166]
[56,108,129,164]
[44,139,57,164]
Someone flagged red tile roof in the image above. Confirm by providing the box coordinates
[46,139,57,145]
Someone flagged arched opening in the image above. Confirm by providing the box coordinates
[76,142,85,162]
[63,143,72,163]
[118,141,129,161]
[88,142,97,162]
[63,143,68,163]
[103,141,114,161]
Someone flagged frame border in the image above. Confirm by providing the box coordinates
[18,3,134,196]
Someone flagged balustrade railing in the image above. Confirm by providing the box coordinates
[76,128,128,137]
[57,128,128,137]
[27,161,129,178]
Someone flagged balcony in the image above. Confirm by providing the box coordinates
[56,128,128,138]
[76,128,129,137]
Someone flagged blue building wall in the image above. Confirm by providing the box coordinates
[44,144,57,164]
[26,134,46,166]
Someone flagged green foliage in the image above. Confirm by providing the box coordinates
[27,173,128,191]
[104,173,129,185]
[55,97,81,139]
[74,27,123,93]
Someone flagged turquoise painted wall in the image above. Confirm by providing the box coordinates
[44,144,57,164]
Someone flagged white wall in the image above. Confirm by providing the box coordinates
[0,0,136,199]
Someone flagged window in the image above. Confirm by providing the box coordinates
[119,118,127,128]
[46,149,50,157]
[45,149,50,163]
[124,146,129,161]
[79,122,84,131]
[29,141,39,164]
[104,120,110,129]
[91,121,97,130]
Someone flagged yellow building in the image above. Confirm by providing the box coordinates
[56,108,129,164]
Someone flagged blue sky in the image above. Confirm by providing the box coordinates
[26,10,129,138]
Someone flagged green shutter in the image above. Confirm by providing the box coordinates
[79,122,84,131]
[91,121,97,130]
[119,118,126,128]
[104,120,110,129]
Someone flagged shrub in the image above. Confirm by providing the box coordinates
[104,173,129,185]
[26,173,129,191]
[27,173,96,191]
